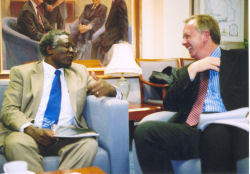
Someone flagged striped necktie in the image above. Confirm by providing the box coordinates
[186,71,209,126]
[36,6,44,28]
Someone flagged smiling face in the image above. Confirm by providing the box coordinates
[182,19,206,60]
[47,35,76,69]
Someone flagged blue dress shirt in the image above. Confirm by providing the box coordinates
[202,46,227,113]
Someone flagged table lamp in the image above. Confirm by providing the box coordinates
[104,43,142,100]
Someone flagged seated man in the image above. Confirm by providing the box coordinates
[0,30,118,172]
[134,14,248,174]
[71,0,107,59]
[17,0,53,41]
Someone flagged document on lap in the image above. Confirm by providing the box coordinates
[52,125,99,138]
[198,107,249,132]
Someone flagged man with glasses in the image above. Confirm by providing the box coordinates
[0,30,117,172]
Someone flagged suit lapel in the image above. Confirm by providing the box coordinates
[28,0,44,30]
[64,69,77,116]
[30,62,44,118]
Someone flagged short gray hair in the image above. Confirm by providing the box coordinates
[185,14,221,45]
[39,30,70,57]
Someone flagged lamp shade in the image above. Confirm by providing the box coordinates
[104,43,142,77]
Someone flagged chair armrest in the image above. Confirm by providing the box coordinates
[84,95,129,174]
[139,76,169,88]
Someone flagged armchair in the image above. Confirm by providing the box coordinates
[132,111,249,174]
[2,17,41,69]
[0,82,129,174]
[180,57,195,67]
[137,58,180,106]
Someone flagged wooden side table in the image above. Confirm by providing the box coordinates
[128,103,163,148]
[36,166,106,174]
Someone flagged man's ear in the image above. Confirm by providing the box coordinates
[46,46,53,55]
[202,30,210,43]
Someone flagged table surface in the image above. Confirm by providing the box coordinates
[36,167,106,174]
[129,103,163,121]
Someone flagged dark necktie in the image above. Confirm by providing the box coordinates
[186,71,209,126]
[42,70,62,129]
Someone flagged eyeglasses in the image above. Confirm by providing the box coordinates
[56,43,77,53]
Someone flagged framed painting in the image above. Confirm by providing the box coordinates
[193,0,247,49]
[0,0,140,77]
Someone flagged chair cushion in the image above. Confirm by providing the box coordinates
[92,147,110,174]
[43,156,60,172]
[172,159,201,174]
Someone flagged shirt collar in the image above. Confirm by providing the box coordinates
[42,61,64,77]
[30,0,38,14]
[210,46,221,58]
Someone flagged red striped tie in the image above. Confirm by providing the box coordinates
[186,71,209,126]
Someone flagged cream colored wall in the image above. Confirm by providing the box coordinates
[141,0,191,59]
[163,0,190,58]
[141,0,164,58]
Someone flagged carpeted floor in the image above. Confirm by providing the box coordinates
[130,151,135,174]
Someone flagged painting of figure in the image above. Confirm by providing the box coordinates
[0,0,132,71]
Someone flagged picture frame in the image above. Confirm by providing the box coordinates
[193,0,247,49]
[0,0,140,77]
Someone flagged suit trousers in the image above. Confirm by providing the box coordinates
[4,132,98,172]
[200,124,249,174]
[134,121,201,174]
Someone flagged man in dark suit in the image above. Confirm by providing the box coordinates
[134,14,248,174]
[0,30,117,172]
[91,0,128,64]
[43,0,67,29]
[17,0,53,41]
[70,0,107,59]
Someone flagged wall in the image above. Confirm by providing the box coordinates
[140,0,248,58]
[141,0,191,59]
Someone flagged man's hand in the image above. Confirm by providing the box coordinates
[24,125,57,146]
[188,57,220,80]
[78,24,89,34]
[88,72,116,97]
[46,4,54,12]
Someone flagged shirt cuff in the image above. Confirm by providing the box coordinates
[114,85,122,99]
[19,122,33,132]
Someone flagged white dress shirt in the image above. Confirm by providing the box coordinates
[20,61,121,131]
[20,61,75,131]
[34,61,75,127]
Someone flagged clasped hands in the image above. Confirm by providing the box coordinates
[188,56,220,80]
[78,24,92,34]
[46,4,54,12]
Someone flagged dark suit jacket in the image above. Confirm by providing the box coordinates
[104,0,129,42]
[71,3,107,44]
[91,0,129,60]
[163,48,249,123]
[17,0,53,41]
